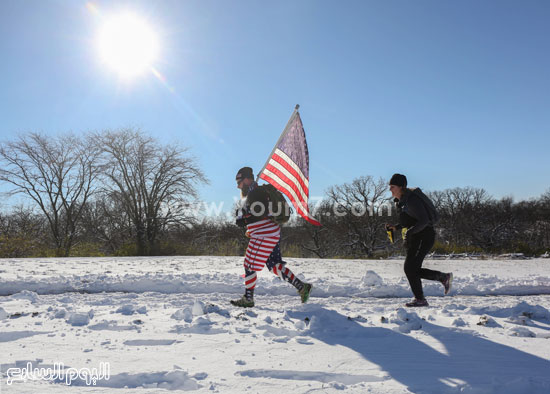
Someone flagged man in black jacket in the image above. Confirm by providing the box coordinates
[386,174,453,307]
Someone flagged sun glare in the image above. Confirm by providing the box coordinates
[97,12,159,79]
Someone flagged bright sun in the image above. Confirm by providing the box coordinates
[97,12,159,79]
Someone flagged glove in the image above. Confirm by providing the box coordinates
[385,224,395,244]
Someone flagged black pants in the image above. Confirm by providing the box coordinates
[404,227,443,299]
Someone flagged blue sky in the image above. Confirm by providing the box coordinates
[1,0,549,213]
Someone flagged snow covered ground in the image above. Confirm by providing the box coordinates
[1,256,549,393]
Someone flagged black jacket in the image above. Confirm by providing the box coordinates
[236,182,270,226]
[395,188,438,235]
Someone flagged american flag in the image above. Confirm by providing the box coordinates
[258,105,321,226]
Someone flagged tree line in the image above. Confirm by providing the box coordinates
[0,129,549,258]
[0,129,206,257]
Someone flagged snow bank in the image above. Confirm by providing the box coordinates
[1,271,549,299]
[468,301,550,321]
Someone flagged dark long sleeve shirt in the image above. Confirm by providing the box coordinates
[236,182,270,226]
[396,188,435,235]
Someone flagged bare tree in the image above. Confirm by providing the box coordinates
[0,206,47,257]
[299,201,344,258]
[434,187,492,247]
[0,133,100,256]
[96,128,208,255]
[79,197,134,254]
[325,176,389,257]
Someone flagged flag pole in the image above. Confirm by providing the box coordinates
[257,104,300,182]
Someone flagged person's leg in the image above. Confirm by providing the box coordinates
[405,228,452,302]
[232,237,278,307]
[266,243,312,302]
[244,269,256,301]
[266,244,305,291]
[416,229,444,281]
[415,228,452,294]
[230,266,256,307]
[404,236,425,300]
[416,228,453,294]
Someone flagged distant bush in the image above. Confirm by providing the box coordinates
[70,243,106,257]
[0,235,37,258]
[113,243,139,256]
[432,241,483,255]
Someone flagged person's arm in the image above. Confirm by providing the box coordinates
[235,208,249,227]
[386,198,403,231]
[239,188,269,225]
[235,188,267,226]
[406,194,429,235]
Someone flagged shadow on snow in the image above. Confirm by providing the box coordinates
[280,305,550,393]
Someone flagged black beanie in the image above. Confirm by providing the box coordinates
[389,173,407,187]
[236,167,254,181]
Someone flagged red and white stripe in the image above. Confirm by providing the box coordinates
[244,272,257,290]
[271,262,295,283]
[246,218,281,238]
[259,148,320,226]
[244,218,281,272]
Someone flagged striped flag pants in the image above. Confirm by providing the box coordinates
[244,243,303,294]
[242,218,302,297]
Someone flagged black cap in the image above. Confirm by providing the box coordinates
[389,173,407,187]
[236,167,254,182]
